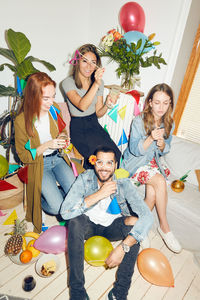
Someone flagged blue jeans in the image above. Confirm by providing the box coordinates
[41,154,75,215]
[67,214,140,300]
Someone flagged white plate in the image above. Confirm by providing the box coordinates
[35,254,60,278]
[8,236,41,266]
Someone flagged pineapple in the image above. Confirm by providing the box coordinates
[4,219,27,256]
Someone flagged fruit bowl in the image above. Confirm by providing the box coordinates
[35,254,60,278]
[8,236,41,266]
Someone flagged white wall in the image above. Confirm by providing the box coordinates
[0,0,198,158]
[0,0,193,110]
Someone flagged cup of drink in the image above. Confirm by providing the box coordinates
[107,86,120,108]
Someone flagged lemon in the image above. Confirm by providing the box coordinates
[26,239,40,257]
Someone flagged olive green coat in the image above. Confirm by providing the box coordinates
[14,102,84,233]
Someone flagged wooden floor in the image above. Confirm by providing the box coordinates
[0,202,200,300]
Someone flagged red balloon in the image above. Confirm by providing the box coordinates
[119,2,145,33]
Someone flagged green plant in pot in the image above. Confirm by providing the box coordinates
[0,28,56,161]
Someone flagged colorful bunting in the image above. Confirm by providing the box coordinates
[108,104,119,123]
[104,125,109,134]
[25,140,37,160]
[16,76,23,96]
[56,112,66,133]
[118,105,127,120]
[107,197,121,214]
[3,209,18,225]
[49,105,60,121]
[17,166,28,184]
[118,129,128,146]
[134,101,140,116]
[126,90,140,104]
[8,164,21,174]
[0,179,17,191]
[0,210,7,217]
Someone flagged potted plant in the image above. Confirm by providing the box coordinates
[0,28,56,161]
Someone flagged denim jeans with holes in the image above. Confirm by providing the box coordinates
[41,154,75,215]
[67,214,140,300]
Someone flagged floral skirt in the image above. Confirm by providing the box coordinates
[131,158,170,186]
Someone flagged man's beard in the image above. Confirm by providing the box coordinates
[94,167,114,183]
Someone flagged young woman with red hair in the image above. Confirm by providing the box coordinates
[15,72,83,232]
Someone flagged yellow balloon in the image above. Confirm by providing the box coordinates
[137,248,174,287]
[0,155,9,178]
[84,236,113,267]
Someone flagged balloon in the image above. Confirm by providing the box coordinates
[137,248,174,287]
[119,2,145,33]
[84,236,113,267]
[124,31,153,54]
[34,225,68,254]
[0,155,9,178]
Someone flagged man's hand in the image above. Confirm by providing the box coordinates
[105,244,125,268]
[98,181,117,199]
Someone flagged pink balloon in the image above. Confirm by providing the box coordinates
[119,2,145,33]
[34,225,68,254]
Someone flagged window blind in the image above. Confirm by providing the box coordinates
[176,61,200,144]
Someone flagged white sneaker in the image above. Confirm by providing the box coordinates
[157,227,182,253]
[140,235,150,249]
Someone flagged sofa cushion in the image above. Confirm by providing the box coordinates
[162,135,200,186]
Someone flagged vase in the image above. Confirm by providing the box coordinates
[121,73,141,90]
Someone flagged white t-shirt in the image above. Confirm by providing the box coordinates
[84,195,121,227]
[34,113,54,156]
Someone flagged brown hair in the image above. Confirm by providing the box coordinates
[20,72,56,137]
[142,83,174,138]
[71,44,102,89]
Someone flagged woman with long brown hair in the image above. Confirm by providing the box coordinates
[121,83,182,253]
[15,72,83,233]
[62,44,121,169]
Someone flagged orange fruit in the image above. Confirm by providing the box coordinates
[26,239,40,258]
[20,249,33,264]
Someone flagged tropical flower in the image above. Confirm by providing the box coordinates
[150,158,158,168]
[164,168,170,177]
[88,155,97,165]
[98,29,166,90]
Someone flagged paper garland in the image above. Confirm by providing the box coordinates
[118,129,128,146]
[3,209,18,225]
[25,140,37,160]
[108,104,119,123]
[0,179,17,191]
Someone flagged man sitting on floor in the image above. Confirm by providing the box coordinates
[61,146,153,300]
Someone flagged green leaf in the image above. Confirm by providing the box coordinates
[136,39,142,50]
[0,63,17,72]
[7,29,31,64]
[16,60,39,79]
[0,84,16,97]
[0,48,18,64]
[27,56,56,71]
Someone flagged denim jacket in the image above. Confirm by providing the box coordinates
[121,115,174,178]
[60,169,153,242]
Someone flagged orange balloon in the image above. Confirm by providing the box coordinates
[137,248,174,287]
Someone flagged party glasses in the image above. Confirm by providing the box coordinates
[95,160,114,168]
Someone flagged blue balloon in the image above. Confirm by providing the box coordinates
[123,31,154,54]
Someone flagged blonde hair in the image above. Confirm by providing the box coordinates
[142,83,174,138]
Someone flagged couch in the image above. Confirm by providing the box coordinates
[139,135,200,266]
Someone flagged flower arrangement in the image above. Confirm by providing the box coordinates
[88,155,97,165]
[98,29,167,90]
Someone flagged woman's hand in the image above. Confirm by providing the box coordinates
[157,138,165,151]
[94,68,105,86]
[151,128,165,141]
[105,93,119,109]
